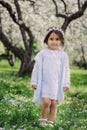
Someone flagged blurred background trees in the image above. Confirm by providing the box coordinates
[0,0,87,76]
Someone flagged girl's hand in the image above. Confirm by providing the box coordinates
[63,87,69,92]
[32,85,37,90]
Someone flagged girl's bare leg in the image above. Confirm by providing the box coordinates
[40,98,51,126]
[49,100,58,122]
[42,98,51,119]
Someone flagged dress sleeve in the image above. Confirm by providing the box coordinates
[63,53,70,88]
[31,51,42,86]
[31,61,38,86]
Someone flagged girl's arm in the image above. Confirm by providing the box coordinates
[63,53,70,92]
[31,50,43,90]
[31,61,38,90]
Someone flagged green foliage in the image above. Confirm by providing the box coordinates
[0,61,87,130]
[70,67,87,87]
[33,42,40,56]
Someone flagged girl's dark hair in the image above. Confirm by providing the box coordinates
[44,27,64,46]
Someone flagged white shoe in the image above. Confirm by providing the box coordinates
[39,118,47,127]
[48,120,54,127]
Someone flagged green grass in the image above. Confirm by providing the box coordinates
[0,60,87,130]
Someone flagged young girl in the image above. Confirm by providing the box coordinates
[31,27,70,127]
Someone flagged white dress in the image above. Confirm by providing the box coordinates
[41,48,60,100]
[31,47,70,105]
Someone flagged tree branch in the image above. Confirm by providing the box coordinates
[52,0,67,18]
[14,0,29,51]
[61,0,67,13]
[0,1,17,23]
[22,0,35,5]
[52,0,58,15]
[0,0,34,56]
[0,1,34,40]
[0,12,2,31]
[61,0,87,31]
[0,30,24,61]
[14,0,35,55]
[55,13,67,19]
[69,1,87,22]
[52,0,87,31]
[77,0,81,10]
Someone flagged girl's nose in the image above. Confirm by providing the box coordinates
[53,40,56,43]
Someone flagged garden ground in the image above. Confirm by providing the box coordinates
[0,60,87,130]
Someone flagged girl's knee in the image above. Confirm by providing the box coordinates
[42,98,51,107]
[51,100,58,107]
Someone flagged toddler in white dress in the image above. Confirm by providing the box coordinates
[31,27,70,127]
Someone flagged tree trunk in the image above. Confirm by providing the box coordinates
[0,1,35,77]
[18,54,35,77]
[8,50,16,66]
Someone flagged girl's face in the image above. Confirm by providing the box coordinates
[47,32,62,50]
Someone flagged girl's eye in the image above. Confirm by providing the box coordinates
[56,38,59,40]
[50,38,53,40]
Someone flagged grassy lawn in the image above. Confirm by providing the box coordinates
[0,60,87,130]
